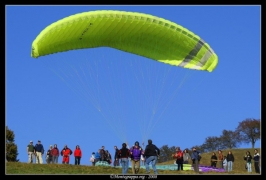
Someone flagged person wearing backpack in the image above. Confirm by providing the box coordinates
[143,139,160,174]
[130,141,144,174]
[172,147,184,170]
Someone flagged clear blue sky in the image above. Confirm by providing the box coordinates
[6,5,261,165]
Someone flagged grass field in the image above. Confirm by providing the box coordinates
[6,148,261,175]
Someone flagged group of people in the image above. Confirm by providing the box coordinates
[90,146,113,166]
[210,150,234,171]
[90,139,160,174]
[27,140,83,165]
[120,139,160,174]
[210,149,260,174]
[172,146,202,173]
[27,140,260,174]
[243,149,260,173]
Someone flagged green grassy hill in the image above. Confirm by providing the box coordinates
[6,148,260,175]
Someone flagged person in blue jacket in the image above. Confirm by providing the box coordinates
[191,147,201,173]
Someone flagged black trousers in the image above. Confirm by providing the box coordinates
[75,157,81,165]
[254,161,260,173]
[177,163,183,170]
[211,162,216,167]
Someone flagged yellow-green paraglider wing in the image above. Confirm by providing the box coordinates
[31,10,218,72]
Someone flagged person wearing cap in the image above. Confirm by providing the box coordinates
[34,140,44,164]
[27,140,35,163]
[46,145,53,164]
[191,147,201,173]
[129,141,144,174]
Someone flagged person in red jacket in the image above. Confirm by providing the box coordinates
[61,145,72,164]
[172,146,184,170]
[74,145,82,165]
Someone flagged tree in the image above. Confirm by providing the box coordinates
[158,145,176,163]
[6,126,19,162]
[219,130,241,149]
[202,136,221,152]
[235,118,260,148]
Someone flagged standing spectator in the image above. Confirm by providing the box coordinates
[143,139,160,174]
[46,145,53,164]
[100,146,106,162]
[51,144,59,164]
[94,149,101,164]
[61,145,72,164]
[74,145,82,165]
[210,152,217,167]
[34,140,44,164]
[113,146,120,167]
[253,149,260,173]
[172,147,184,171]
[217,150,223,168]
[90,152,96,166]
[118,143,130,174]
[183,149,190,164]
[223,156,227,171]
[105,150,112,164]
[244,151,253,173]
[191,147,200,173]
[27,140,35,163]
[130,141,144,174]
[226,151,234,172]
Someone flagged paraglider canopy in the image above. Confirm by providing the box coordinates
[31,10,218,72]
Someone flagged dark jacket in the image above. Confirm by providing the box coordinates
[244,154,252,163]
[119,147,130,158]
[226,154,234,162]
[191,150,201,161]
[47,149,53,157]
[253,153,260,162]
[114,149,120,159]
[211,155,217,163]
[34,144,44,154]
[144,144,160,158]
